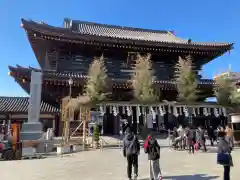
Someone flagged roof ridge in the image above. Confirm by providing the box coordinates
[65,18,173,35]
[0,96,29,98]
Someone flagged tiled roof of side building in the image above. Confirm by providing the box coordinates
[8,65,215,85]
[0,96,59,114]
[21,18,233,47]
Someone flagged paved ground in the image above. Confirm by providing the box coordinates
[0,139,239,180]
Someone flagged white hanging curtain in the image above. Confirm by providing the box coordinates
[113,106,118,116]
[203,108,208,116]
[137,105,141,116]
[173,106,178,117]
[99,105,105,116]
[122,106,125,114]
[150,106,156,120]
[168,105,171,114]
[222,107,227,117]
[109,105,112,114]
[218,108,222,116]
[179,107,182,115]
[183,106,189,117]
[192,108,196,117]
[126,106,132,116]
[213,107,219,117]
[159,106,164,116]
[197,108,200,115]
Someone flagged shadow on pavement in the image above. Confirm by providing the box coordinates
[139,174,219,180]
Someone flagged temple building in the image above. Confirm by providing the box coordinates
[7,18,233,135]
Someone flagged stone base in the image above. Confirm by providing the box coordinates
[20,122,43,140]
[22,147,36,156]
[57,145,73,155]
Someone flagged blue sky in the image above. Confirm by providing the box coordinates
[0,0,239,97]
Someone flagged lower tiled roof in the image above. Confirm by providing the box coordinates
[0,96,59,114]
[8,65,215,85]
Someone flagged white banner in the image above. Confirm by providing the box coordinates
[28,71,42,122]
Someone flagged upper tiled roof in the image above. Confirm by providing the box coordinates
[65,19,187,44]
[21,18,233,48]
[0,96,59,114]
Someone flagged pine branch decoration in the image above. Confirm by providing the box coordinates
[174,55,199,103]
[132,53,158,104]
[85,55,108,102]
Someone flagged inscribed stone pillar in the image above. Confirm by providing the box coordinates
[20,71,44,155]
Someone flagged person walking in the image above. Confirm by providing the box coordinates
[225,125,234,149]
[144,133,162,180]
[186,126,195,154]
[197,126,207,152]
[123,127,140,180]
[217,131,233,180]
[207,126,215,146]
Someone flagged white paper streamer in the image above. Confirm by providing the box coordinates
[184,106,189,117]
[173,106,178,117]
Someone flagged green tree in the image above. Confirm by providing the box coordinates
[214,74,240,112]
[132,53,158,139]
[132,53,158,104]
[93,124,100,142]
[85,55,108,102]
[214,75,234,106]
[174,55,199,103]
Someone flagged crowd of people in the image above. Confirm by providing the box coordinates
[121,125,234,180]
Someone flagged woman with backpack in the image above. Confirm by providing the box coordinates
[144,133,162,180]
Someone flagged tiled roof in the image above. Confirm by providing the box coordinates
[8,65,215,85]
[0,96,59,114]
[66,19,187,44]
[21,18,233,48]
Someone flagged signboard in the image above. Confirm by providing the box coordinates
[28,71,42,122]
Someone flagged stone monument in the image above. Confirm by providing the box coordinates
[20,71,44,156]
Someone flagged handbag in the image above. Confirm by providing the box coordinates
[217,152,230,166]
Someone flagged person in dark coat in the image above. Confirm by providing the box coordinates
[123,127,140,180]
[217,131,233,180]
[207,126,215,146]
[144,133,162,180]
[185,126,195,154]
[197,127,207,152]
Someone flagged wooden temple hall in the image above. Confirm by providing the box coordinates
[6,18,233,135]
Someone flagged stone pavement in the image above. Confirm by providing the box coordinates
[0,139,239,180]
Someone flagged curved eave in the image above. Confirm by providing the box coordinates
[8,65,215,91]
[21,19,233,53]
